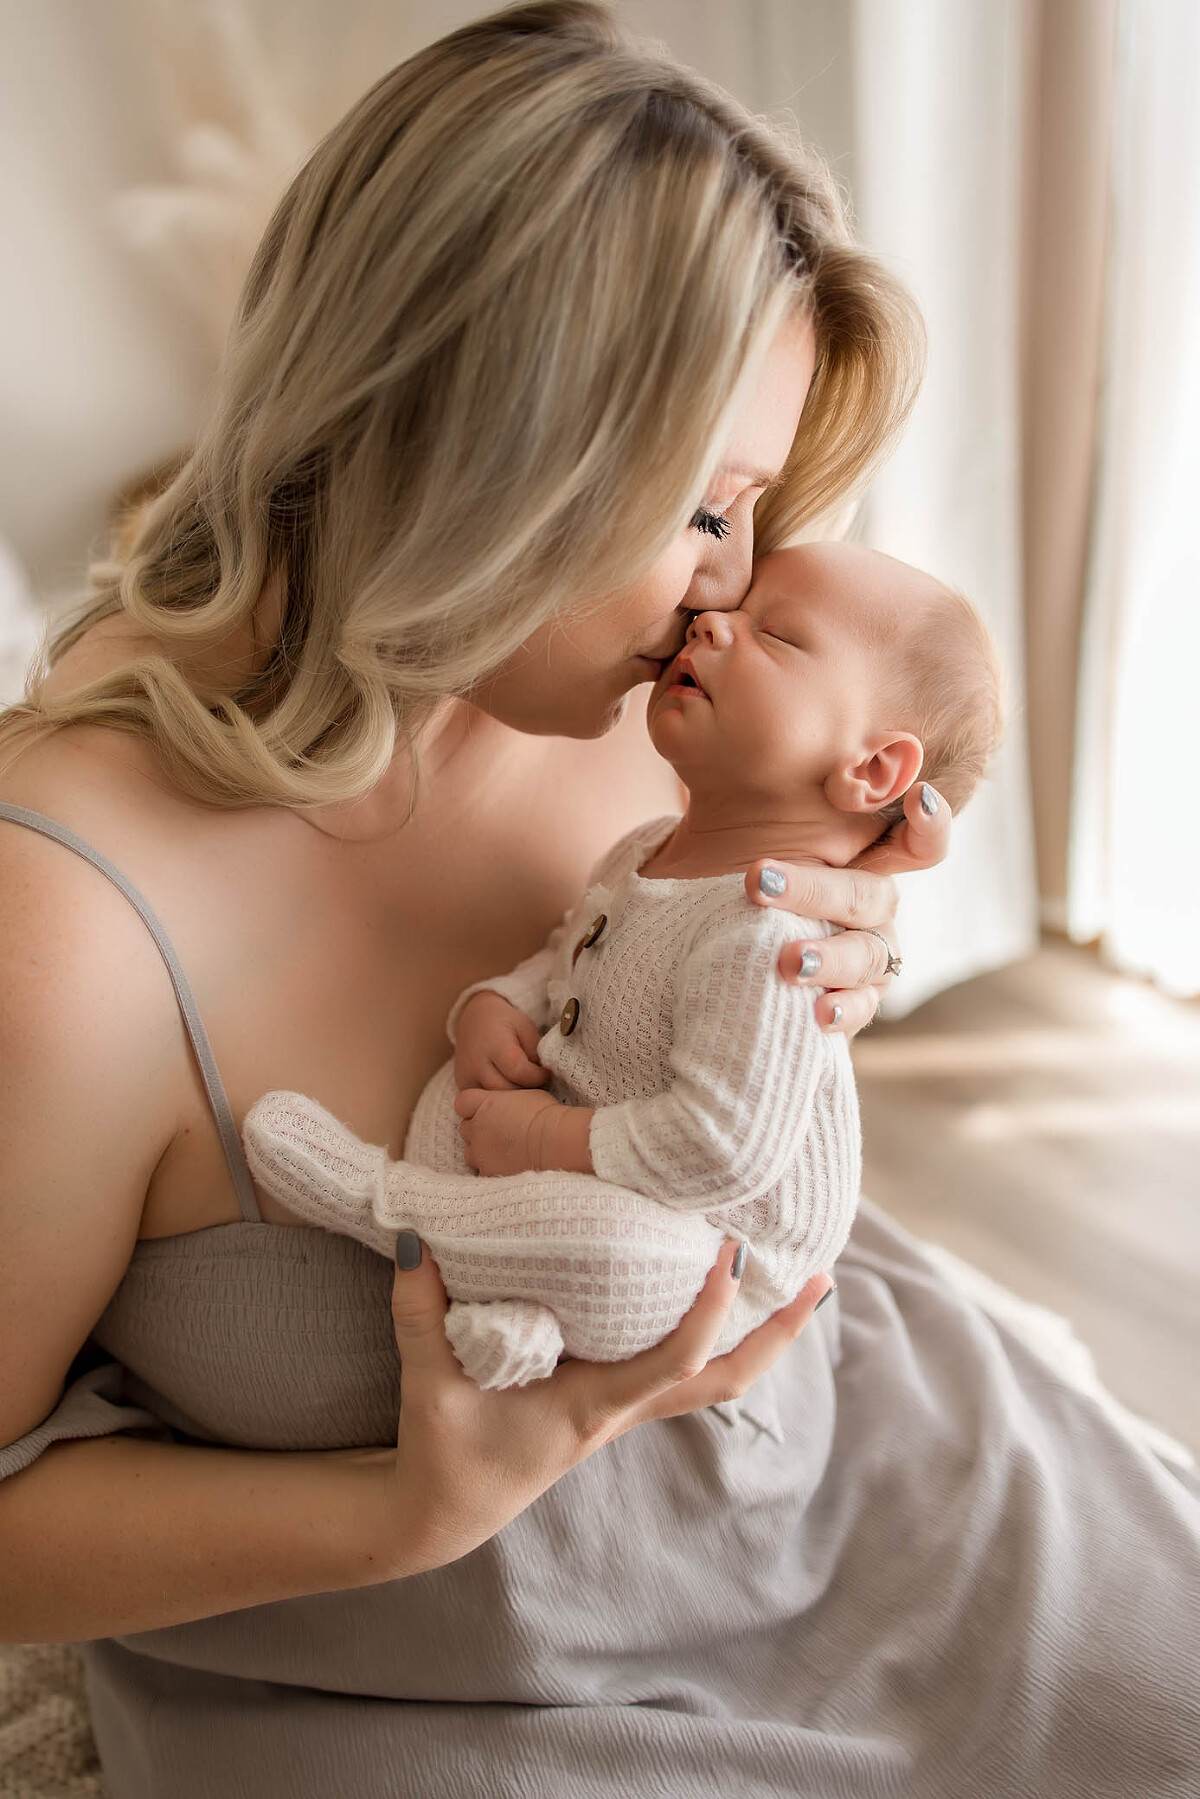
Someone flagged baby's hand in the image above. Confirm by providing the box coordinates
[454,1087,564,1176]
[453,991,549,1092]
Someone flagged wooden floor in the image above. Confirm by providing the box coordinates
[850,937,1200,1458]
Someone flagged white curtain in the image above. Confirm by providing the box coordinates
[848,0,1040,1013]
[1069,0,1200,998]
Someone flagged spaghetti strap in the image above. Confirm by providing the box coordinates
[0,802,262,1222]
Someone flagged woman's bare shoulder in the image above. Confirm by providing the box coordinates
[0,789,188,1448]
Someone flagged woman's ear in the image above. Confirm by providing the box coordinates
[825,732,924,813]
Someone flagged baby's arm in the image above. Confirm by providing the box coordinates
[445,819,672,1090]
[457,907,850,1214]
[590,905,839,1209]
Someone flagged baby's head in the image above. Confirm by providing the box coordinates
[647,542,1003,853]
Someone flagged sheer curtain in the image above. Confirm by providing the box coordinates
[848,0,1040,1012]
[1069,0,1200,998]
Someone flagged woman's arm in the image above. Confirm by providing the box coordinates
[0,1436,400,1643]
[3,1241,829,1642]
[1,841,830,1640]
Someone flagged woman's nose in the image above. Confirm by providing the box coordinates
[687,609,737,650]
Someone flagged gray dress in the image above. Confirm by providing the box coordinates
[1,801,1198,1799]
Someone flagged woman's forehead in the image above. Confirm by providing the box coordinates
[720,313,817,481]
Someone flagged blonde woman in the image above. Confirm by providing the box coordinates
[0,6,1195,1797]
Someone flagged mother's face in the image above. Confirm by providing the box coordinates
[471,310,818,738]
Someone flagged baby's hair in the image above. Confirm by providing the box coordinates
[873,583,1005,830]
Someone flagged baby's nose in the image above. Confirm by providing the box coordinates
[686,610,737,650]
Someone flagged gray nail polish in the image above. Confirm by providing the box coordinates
[731,1242,748,1280]
[829,1003,843,1027]
[920,783,939,816]
[798,949,822,977]
[395,1230,422,1271]
[759,867,787,898]
[814,1283,837,1312]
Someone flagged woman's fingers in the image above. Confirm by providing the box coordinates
[746,857,899,935]
[389,1233,465,1387]
[637,1269,835,1424]
[775,925,896,995]
[808,984,883,1036]
[745,852,903,1033]
[558,1239,746,1430]
[853,782,951,877]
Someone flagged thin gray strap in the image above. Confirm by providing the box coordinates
[0,802,261,1222]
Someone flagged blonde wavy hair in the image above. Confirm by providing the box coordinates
[1,0,923,808]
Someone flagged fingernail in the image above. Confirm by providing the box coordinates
[797,948,822,977]
[758,867,787,898]
[829,1003,843,1027]
[395,1230,423,1271]
[920,783,939,816]
[730,1241,748,1280]
[815,1282,837,1312]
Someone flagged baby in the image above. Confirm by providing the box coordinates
[244,541,1003,1387]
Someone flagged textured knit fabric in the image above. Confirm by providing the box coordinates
[243,816,860,1387]
[2,806,1200,1799]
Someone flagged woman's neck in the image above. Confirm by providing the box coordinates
[297,700,526,843]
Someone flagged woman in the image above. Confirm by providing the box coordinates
[0,6,1196,1796]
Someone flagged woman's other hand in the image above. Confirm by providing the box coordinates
[377,1234,834,1581]
[746,782,951,1036]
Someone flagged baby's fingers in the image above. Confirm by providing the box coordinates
[493,1038,550,1089]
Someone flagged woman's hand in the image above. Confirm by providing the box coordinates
[375,1234,834,1581]
[745,782,951,1036]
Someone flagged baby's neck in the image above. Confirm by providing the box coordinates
[639,798,884,881]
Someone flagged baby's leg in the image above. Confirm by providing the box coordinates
[403,1058,470,1174]
[244,1089,727,1379]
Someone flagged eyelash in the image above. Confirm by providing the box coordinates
[689,507,732,542]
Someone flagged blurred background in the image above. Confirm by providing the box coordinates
[0,0,1196,1453]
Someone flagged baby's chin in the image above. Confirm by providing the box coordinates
[644,704,695,776]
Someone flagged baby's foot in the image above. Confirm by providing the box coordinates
[243,1091,396,1254]
[444,1298,566,1389]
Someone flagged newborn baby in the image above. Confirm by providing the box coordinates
[244,542,1003,1388]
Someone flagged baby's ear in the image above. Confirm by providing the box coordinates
[825,733,924,814]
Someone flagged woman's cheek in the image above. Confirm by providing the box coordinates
[646,539,702,617]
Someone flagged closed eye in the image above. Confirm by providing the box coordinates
[690,507,732,541]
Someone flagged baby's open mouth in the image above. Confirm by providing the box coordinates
[668,653,708,697]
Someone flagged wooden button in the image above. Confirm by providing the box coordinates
[571,913,607,966]
[580,912,608,949]
[559,996,580,1036]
